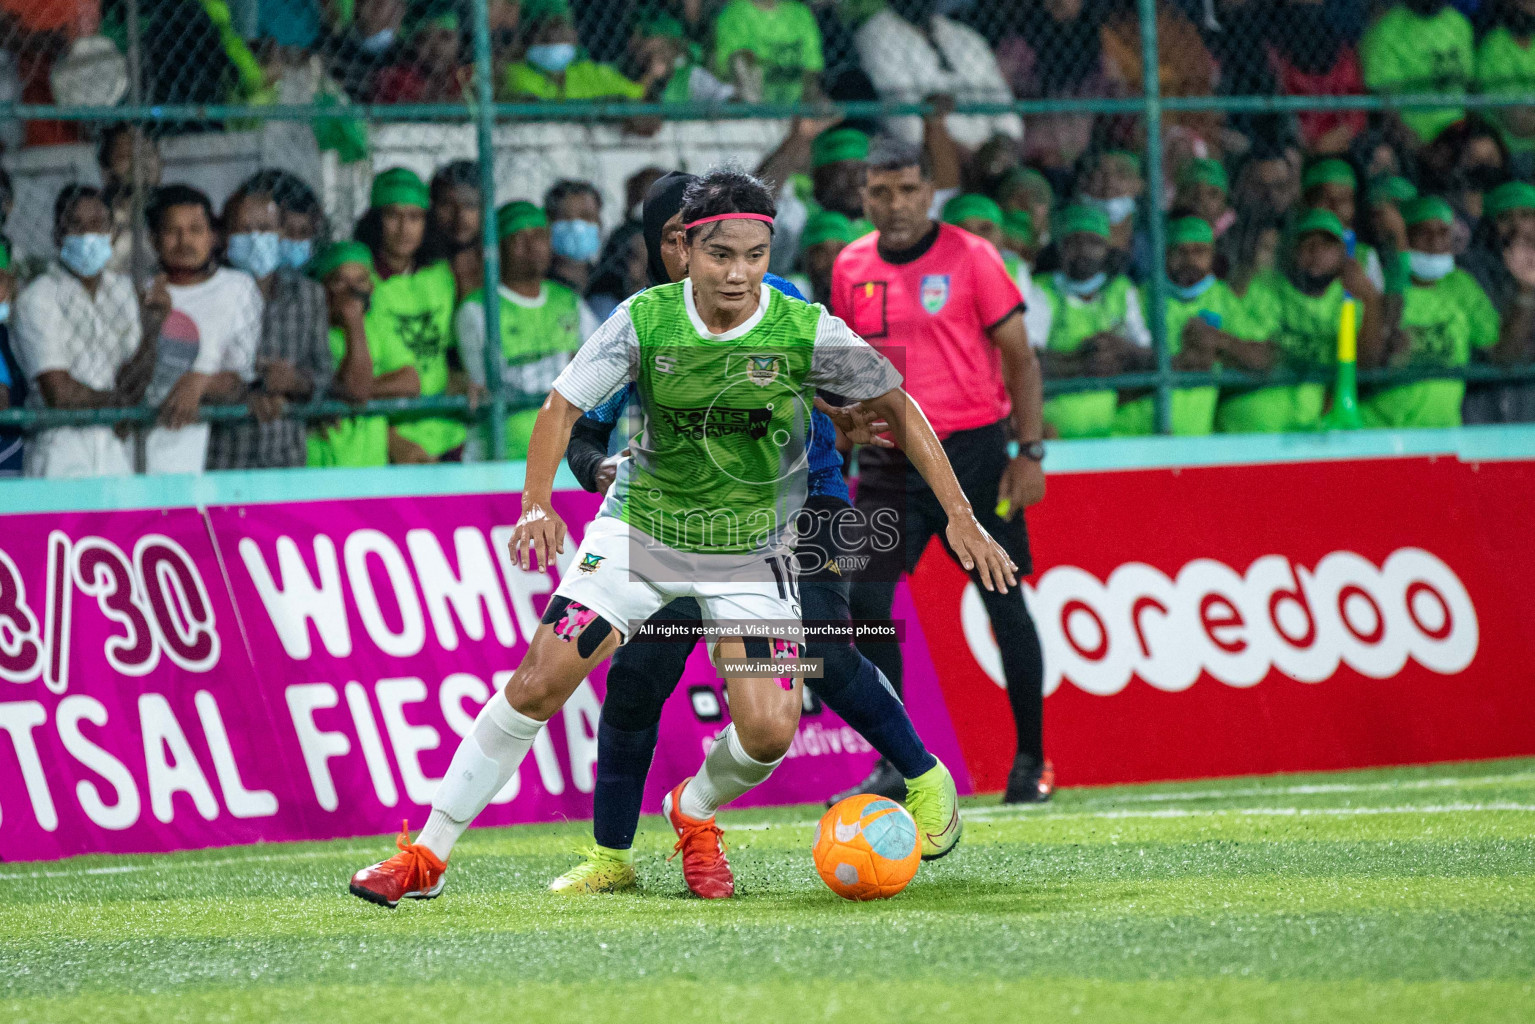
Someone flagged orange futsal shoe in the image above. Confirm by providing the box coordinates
[349,821,447,907]
[661,780,735,899]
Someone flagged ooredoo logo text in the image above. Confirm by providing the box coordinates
[960,547,1478,696]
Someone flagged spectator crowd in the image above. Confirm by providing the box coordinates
[3,0,1535,477]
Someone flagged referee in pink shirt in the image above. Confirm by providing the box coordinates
[830,137,1051,805]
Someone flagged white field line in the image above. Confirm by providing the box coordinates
[1061,771,1535,807]
[3,770,1532,882]
[962,801,1535,822]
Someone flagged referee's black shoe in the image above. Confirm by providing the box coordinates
[1002,755,1055,804]
[828,758,908,806]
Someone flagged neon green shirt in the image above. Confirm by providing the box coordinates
[1477,28,1535,153]
[1116,280,1254,437]
[1361,6,1474,143]
[371,261,465,458]
[456,281,594,458]
[307,323,417,468]
[551,281,901,554]
[1034,273,1137,439]
[1216,271,1343,434]
[499,59,645,102]
[1365,269,1498,429]
[712,0,824,104]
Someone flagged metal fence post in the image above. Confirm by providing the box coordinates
[1137,0,1172,435]
[470,0,507,461]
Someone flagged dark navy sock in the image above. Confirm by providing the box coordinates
[813,647,937,780]
[592,717,660,850]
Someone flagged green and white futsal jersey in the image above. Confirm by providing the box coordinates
[552,280,902,556]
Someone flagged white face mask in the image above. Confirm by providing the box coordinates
[1087,195,1137,226]
[360,27,396,55]
[1408,250,1454,282]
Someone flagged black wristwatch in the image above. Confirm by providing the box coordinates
[1018,440,1046,463]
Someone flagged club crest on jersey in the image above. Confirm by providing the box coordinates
[578,553,605,574]
[920,275,950,314]
[747,354,780,387]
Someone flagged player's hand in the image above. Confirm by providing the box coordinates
[997,455,1044,518]
[158,373,204,429]
[1340,257,1376,298]
[814,396,892,447]
[512,499,567,572]
[593,449,628,496]
[945,512,1018,594]
[249,392,286,423]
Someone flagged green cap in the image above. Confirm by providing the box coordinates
[941,193,1004,229]
[1002,209,1035,246]
[1484,181,1535,221]
[636,10,686,39]
[1302,158,1357,192]
[496,200,548,239]
[1293,207,1346,242]
[370,167,430,211]
[810,128,870,169]
[1368,175,1417,206]
[1177,158,1228,193]
[307,240,373,281]
[519,0,571,25]
[1166,216,1215,247]
[0,238,10,272]
[409,11,458,36]
[1053,204,1111,240]
[801,210,858,251]
[1401,195,1454,228]
[1001,166,1053,204]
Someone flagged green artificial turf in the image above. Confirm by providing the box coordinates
[3,759,1533,1024]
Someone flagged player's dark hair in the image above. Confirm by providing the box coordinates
[241,168,322,219]
[53,184,103,237]
[679,167,777,244]
[146,183,215,236]
[544,178,602,220]
[431,160,480,200]
[866,136,932,180]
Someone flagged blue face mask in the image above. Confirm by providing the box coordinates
[0,302,10,325]
[227,231,282,278]
[1170,274,1217,301]
[1087,195,1137,226]
[1058,271,1107,297]
[60,233,113,278]
[278,237,313,270]
[1408,250,1454,281]
[550,218,601,262]
[1341,227,1357,258]
[360,27,396,55]
[526,43,578,74]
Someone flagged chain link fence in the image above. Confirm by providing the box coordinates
[2,0,1535,475]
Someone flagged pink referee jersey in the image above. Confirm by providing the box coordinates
[830,223,1023,440]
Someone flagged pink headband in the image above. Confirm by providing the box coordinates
[683,212,775,230]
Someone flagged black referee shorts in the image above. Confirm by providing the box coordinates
[854,418,1033,582]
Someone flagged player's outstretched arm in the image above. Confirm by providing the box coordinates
[511,389,585,572]
[862,386,1019,594]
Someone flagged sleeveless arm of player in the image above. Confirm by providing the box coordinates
[550,305,640,411]
[806,310,905,400]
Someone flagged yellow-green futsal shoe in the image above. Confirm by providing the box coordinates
[903,759,962,860]
[549,846,639,894]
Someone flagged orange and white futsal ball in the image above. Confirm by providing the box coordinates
[812,794,922,900]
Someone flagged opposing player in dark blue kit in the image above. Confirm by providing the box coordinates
[550,172,959,898]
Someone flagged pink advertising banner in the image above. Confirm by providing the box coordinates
[0,490,966,862]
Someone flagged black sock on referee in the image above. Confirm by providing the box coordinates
[979,586,1046,763]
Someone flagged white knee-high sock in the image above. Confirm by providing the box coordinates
[678,724,783,820]
[416,690,542,861]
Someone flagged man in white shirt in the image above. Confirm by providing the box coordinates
[14,185,151,478]
[142,184,262,475]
